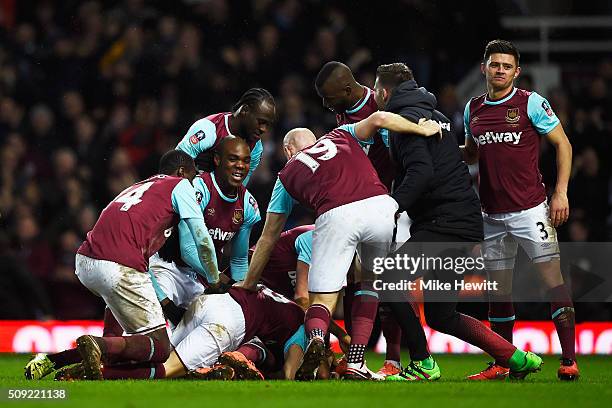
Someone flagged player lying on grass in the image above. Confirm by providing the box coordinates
[237,111,441,380]
[140,286,305,380]
[150,136,261,329]
[25,150,221,381]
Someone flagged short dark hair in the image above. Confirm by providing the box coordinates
[231,88,275,113]
[215,136,249,157]
[376,63,414,89]
[483,39,520,65]
[159,150,195,175]
[315,61,345,89]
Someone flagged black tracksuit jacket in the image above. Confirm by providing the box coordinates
[387,80,483,241]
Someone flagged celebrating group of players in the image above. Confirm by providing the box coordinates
[24,39,580,383]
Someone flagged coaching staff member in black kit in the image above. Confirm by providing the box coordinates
[372,63,524,381]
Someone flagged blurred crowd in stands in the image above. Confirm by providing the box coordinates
[0,0,611,320]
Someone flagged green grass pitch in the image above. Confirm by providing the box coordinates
[1,353,611,408]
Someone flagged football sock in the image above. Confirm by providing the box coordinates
[379,304,402,362]
[102,363,165,380]
[347,344,367,364]
[305,304,331,340]
[549,284,576,360]
[386,301,430,361]
[343,283,357,335]
[98,335,170,363]
[425,303,516,367]
[102,307,123,337]
[488,294,515,343]
[47,349,81,369]
[351,282,379,346]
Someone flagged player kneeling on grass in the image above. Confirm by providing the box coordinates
[25,151,222,381]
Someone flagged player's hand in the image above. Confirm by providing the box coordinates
[549,191,569,227]
[160,298,186,326]
[233,280,258,292]
[204,280,231,294]
[418,118,442,138]
[338,334,351,355]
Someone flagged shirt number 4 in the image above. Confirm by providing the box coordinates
[115,182,154,211]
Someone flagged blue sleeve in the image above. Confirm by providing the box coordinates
[243,191,261,227]
[229,227,251,281]
[284,325,307,355]
[228,191,261,280]
[179,218,219,283]
[148,270,167,302]
[378,128,390,147]
[527,92,560,135]
[294,230,313,266]
[171,179,204,220]
[338,123,374,146]
[267,177,295,214]
[243,140,263,186]
[463,101,472,139]
[176,118,218,158]
[192,176,211,212]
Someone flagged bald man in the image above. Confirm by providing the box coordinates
[150,137,261,321]
[236,112,440,380]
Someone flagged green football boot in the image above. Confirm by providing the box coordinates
[385,357,441,381]
[509,351,543,380]
[24,353,55,380]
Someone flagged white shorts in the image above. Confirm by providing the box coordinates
[171,293,245,370]
[149,253,204,309]
[482,200,560,270]
[75,254,165,335]
[394,212,412,247]
[309,195,398,293]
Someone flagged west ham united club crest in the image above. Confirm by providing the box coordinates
[207,208,215,216]
[232,209,244,224]
[505,108,520,123]
[195,191,203,205]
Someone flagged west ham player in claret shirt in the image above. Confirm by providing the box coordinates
[463,40,577,380]
[149,137,261,319]
[161,285,305,380]
[25,151,221,381]
[236,111,440,380]
[176,88,276,186]
[315,61,422,378]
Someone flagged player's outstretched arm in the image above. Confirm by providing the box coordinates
[546,123,572,227]
[229,226,253,281]
[238,212,288,291]
[182,217,221,284]
[294,260,310,310]
[171,179,220,283]
[352,111,441,141]
[177,220,218,283]
[329,320,351,355]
